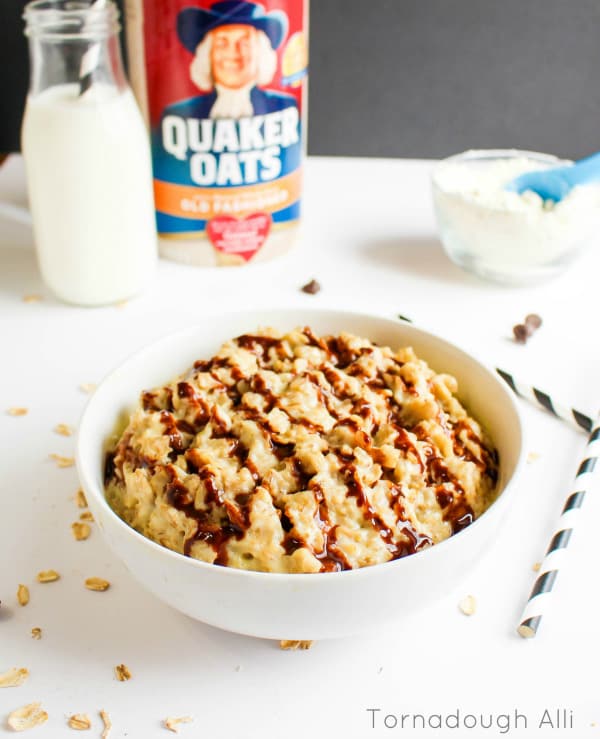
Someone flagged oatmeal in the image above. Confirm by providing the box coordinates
[105,328,498,573]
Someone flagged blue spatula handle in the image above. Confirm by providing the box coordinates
[506,152,600,202]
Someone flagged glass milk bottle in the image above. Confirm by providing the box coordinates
[21,0,157,306]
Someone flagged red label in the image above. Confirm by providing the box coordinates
[137,0,308,239]
[206,212,272,261]
[141,0,307,127]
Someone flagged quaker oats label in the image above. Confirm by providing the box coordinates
[130,0,307,264]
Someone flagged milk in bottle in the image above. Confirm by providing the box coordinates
[22,0,157,306]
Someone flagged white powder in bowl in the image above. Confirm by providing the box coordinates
[432,152,600,282]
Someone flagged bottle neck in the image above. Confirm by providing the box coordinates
[23,0,127,98]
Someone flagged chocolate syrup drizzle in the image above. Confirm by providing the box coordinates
[107,330,497,570]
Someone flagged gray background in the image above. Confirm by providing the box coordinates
[3,0,600,158]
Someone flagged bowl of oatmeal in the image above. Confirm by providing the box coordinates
[76,310,524,639]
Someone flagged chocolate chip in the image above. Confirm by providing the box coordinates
[513,313,543,343]
[525,313,542,330]
[513,324,530,343]
[301,279,321,295]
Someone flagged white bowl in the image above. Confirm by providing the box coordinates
[76,309,524,640]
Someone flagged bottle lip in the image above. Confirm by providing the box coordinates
[23,0,120,39]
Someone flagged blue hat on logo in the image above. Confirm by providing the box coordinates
[177,1,288,53]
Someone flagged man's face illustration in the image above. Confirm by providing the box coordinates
[210,24,258,89]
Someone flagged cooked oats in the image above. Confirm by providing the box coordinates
[50,454,75,468]
[85,577,110,592]
[17,585,29,607]
[75,489,88,508]
[72,522,91,541]
[31,628,42,640]
[0,668,29,688]
[55,423,74,437]
[7,407,28,417]
[279,640,313,650]
[106,328,499,574]
[68,714,91,730]
[99,710,111,739]
[114,664,131,681]
[7,702,48,731]
[458,594,477,616]
[164,716,193,733]
[37,570,60,583]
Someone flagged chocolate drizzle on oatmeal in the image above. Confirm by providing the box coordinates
[104,450,116,485]
[105,328,498,573]
[164,463,245,563]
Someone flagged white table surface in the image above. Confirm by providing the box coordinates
[1,154,598,738]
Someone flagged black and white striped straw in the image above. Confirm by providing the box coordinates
[517,414,600,638]
[496,368,592,434]
[78,0,107,96]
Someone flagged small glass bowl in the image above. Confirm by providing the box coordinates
[431,149,600,285]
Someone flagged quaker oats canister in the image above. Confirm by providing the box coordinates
[125,0,308,266]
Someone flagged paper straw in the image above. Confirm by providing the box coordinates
[79,0,107,95]
[496,368,593,434]
[517,415,600,638]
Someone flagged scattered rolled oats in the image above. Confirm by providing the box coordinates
[79,383,96,394]
[22,294,43,304]
[99,710,112,739]
[533,562,542,572]
[54,423,74,437]
[49,454,75,468]
[7,407,28,416]
[79,511,94,522]
[164,716,193,733]
[7,702,48,731]
[67,714,91,730]
[75,489,88,508]
[17,585,29,607]
[71,522,91,541]
[31,628,42,640]
[458,595,477,616]
[279,640,313,650]
[37,570,60,583]
[115,300,128,309]
[0,668,29,688]
[527,451,541,464]
[85,577,110,592]
[114,664,131,681]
